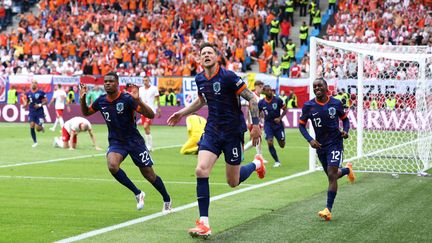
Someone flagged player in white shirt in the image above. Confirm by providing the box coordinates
[244,80,267,164]
[138,76,161,151]
[53,116,101,150]
[49,84,68,131]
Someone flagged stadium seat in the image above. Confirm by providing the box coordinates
[295,49,305,63]
[311,29,320,37]
[300,45,308,53]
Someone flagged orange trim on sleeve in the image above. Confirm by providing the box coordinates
[299,119,306,125]
[88,106,95,113]
[136,105,142,113]
[340,113,348,120]
[236,83,247,95]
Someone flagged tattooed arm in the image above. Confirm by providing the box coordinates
[241,89,260,124]
[240,88,262,146]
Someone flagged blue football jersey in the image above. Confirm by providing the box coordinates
[258,96,285,128]
[90,92,144,145]
[26,90,46,114]
[195,66,247,135]
[299,96,347,147]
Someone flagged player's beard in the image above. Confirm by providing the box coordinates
[106,89,116,95]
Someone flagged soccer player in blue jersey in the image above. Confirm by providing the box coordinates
[167,43,265,238]
[258,85,287,168]
[80,72,172,214]
[299,78,355,221]
[23,81,47,147]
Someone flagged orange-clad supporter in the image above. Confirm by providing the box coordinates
[41,44,50,60]
[251,54,271,73]
[49,0,56,11]
[92,60,100,75]
[23,40,32,56]
[7,0,409,77]
[0,7,5,20]
[31,41,41,60]
[183,61,193,76]
[0,34,7,47]
[120,0,128,11]
[67,42,77,58]
[40,0,47,11]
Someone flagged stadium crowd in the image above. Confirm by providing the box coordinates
[0,0,284,77]
[0,0,431,80]
[300,0,432,80]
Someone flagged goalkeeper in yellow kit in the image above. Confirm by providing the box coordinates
[180,113,207,154]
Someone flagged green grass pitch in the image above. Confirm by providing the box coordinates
[0,123,431,242]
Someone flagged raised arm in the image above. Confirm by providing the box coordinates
[128,85,154,118]
[167,97,205,126]
[79,83,96,116]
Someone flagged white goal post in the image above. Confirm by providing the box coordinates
[309,37,432,174]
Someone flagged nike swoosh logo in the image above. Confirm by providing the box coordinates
[101,107,107,109]
[199,87,204,90]
[312,112,318,116]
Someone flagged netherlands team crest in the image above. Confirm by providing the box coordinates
[272,103,278,110]
[213,82,221,93]
[328,107,336,119]
[116,102,124,113]
[35,93,40,99]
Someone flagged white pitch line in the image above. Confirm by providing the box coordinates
[55,169,314,243]
[0,144,182,168]
[0,175,254,186]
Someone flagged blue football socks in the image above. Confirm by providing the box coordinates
[326,190,337,211]
[239,162,256,184]
[151,176,171,202]
[30,128,36,143]
[268,144,279,162]
[340,167,350,178]
[112,168,141,195]
[197,177,210,217]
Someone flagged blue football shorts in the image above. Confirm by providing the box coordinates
[264,123,285,141]
[317,143,344,169]
[107,139,153,168]
[198,132,244,165]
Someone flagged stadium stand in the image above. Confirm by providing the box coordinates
[0,0,282,76]
[299,0,432,78]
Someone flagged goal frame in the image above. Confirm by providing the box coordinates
[308,37,432,174]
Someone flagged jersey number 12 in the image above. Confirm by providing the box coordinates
[313,118,322,127]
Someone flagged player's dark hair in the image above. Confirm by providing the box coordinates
[105,72,119,81]
[199,42,218,54]
[315,77,328,87]
[263,84,272,90]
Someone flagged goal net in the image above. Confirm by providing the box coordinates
[309,37,432,174]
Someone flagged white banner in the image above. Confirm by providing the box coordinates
[335,79,432,95]
[119,76,144,86]
[182,77,198,106]
[52,76,80,85]
[8,75,52,84]
[0,76,5,102]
